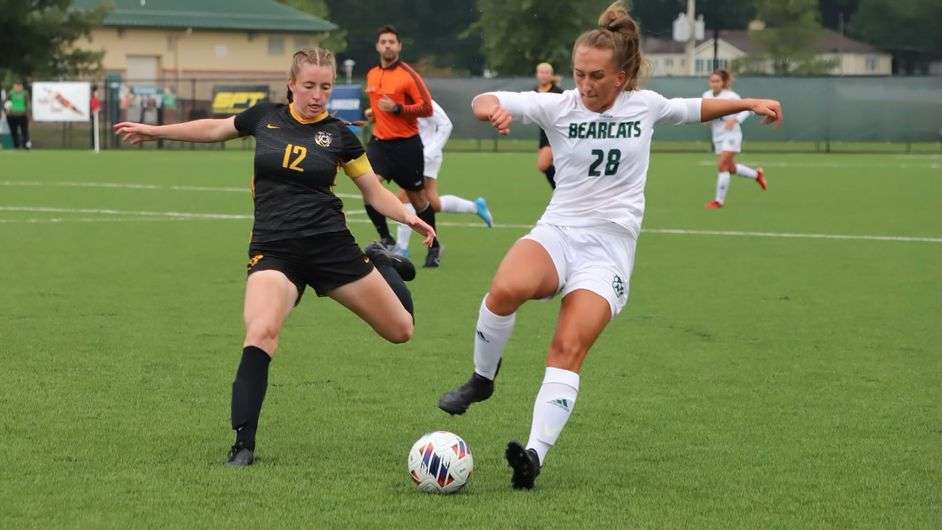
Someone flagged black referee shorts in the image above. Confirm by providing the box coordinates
[367,135,425,192]
[247,229,373,303]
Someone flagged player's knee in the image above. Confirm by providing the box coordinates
[383,318,414,344]
[487,283,527,314]
[547,338,586,370]
[244,320,281,350]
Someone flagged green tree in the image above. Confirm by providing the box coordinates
[278,0,347,54]
[849,0,942,74]
[737,0,835,75]
[0,0,107,80]
[324,0,483,76]
[475,0,612,76]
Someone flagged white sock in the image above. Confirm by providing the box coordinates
[395,203,415,252]
[473,296,515,380]
[715,171,731,204]
[735,163,758,179]
[440,195,477,214]
[526,367,580,465]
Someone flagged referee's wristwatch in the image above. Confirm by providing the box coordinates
[392,104,403,114]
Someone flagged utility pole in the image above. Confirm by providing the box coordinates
[686,0,697,75]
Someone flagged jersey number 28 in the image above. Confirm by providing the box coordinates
[589,149,621,177]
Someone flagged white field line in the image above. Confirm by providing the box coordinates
[693,160,942,169]
[1,205,939,243]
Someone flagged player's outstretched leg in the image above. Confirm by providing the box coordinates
[365,242,416,315]
[228,346,272,466]
[394,203,417,258]
[438,296,515,415]
[505,441,541,490]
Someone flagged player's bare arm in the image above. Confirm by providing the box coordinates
[113,117,240,144]
[472,94,513,135]
[701,98,782,126]
[353,170,436,247]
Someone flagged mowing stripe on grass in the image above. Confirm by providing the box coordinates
[2,205,940,243]
[0,180,362,199]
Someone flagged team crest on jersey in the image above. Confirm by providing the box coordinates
[314,131,332,148]
[612,274,626,299]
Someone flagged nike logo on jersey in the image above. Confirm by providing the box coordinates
[266,123,280,129]
[568,120,641,140]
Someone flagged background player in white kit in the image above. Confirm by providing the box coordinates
[438,1,783,490]
[703,69,767,209]
[393,99,494,264]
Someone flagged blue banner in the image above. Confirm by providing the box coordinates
[328,84,363,134]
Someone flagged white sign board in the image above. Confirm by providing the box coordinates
[32,82,91,122]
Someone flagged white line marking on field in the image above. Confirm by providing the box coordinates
[693,160,942,169]
[0,180,362,199]
[2,205,938,243]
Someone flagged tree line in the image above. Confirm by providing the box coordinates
[1,0,938,82]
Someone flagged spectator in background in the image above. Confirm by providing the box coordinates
[90,84,102,149]
[4,82,31,149]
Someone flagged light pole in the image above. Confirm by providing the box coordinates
[343,59,355,85]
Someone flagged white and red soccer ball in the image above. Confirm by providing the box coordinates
[408,431,473,494]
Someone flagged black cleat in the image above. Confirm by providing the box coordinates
[365,241,416,282]
[379,236,397,251]
[424,246,442,268]
[226,442,255,467]
[438,372,494,415]
[506,441,541,490]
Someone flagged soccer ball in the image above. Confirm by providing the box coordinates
[408,431,473,494]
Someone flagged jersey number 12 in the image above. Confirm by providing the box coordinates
[588,149,621,177]
[282,144,307,172]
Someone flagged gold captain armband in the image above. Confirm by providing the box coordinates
[342,154,373,180]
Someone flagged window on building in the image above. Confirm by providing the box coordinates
[665,58,674,68]
[268,36,285,56]
[866,56,878,72]
[294,37,312,50]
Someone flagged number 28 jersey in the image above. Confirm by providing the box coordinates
[488,90,701,238]
[234,102,371,243]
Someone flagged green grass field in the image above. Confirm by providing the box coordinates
[2,150,940,528]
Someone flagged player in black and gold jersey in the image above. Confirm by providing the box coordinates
[114,48,435,467]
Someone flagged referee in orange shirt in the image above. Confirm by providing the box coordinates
[364,25,442,267]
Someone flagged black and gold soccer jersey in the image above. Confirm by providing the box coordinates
[234,102,372,243]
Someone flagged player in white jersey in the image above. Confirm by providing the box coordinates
[438,1,782,490]
[392,99,494,266]
[703,69,767,208]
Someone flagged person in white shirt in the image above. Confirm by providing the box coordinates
[393,99,494,265]
[703,69,767,208]
[437,1,783,490]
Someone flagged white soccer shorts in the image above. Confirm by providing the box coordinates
[713,131,742,154]
[522,223,637,318]
[423,153,443,179]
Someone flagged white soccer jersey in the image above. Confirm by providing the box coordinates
[702,89,751,139]
[418,100,453,159]
[488,89,701,238]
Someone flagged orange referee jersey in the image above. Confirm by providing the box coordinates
[365,59,433,140]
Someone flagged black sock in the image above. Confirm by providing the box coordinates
[543,165,557,189]
[365,204,392,241]
[416,203,439,248]
[374,263,414,317]
[231,345,271,451]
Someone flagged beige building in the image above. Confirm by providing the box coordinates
[72,0,336,100]
[644,28,892,77]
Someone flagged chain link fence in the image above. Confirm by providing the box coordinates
[13,75,942,153]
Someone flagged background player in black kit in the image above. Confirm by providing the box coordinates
[534,62,564,189]
[114,47,435,467]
